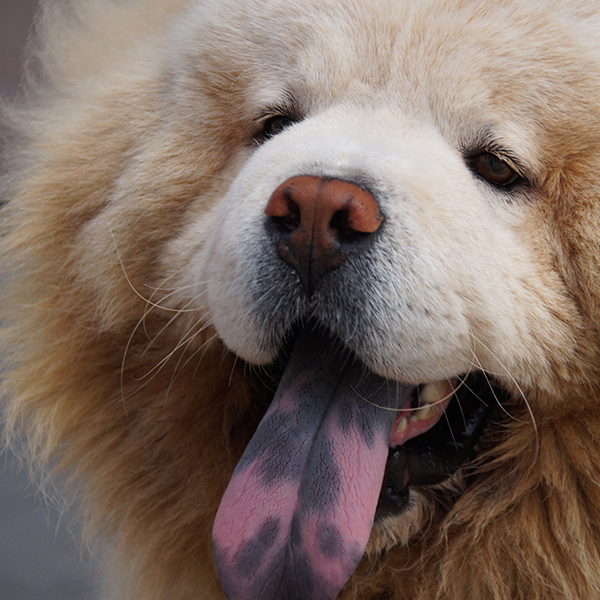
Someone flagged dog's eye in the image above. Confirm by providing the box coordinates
[258,115,297,141]
[471,152,522,188]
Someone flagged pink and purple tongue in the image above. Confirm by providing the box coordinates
[213,328,410,600]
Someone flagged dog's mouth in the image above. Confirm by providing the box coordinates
[377,373,500,519]
[213,324,501,600]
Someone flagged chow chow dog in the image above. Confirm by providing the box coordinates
[3,0,600,598]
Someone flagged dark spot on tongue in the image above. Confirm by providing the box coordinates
[234,518,281,579]
[318,524,344,558]
[212,328,411,600]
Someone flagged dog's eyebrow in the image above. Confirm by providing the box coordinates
[258,91,304,122]
[460,126,505,154]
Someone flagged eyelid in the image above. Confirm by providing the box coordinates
[462,139,531,186]
[463,149,532,192]
[486,150,522,176]
[461,130,530,174]
[482,151,523,179]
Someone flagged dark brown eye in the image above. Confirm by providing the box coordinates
[260,115,297,140]
[471,152,522,188]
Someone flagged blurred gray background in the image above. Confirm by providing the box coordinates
[1,0,37,96]
[1,1,100,598]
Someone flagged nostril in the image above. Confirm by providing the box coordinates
[270,200,301,232]
[330,210,347,237]
[265,186,302,232]
[330,209,367,241]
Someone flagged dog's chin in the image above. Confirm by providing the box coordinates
[367,482,457,553]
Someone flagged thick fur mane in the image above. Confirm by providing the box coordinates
[4,1,600,599]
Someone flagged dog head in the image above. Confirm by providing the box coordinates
[153,0,600,596]
[4,0,600,598]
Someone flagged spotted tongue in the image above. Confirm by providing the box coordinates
[213,328,410,600]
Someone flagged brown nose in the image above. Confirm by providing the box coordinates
[265,175,383,295]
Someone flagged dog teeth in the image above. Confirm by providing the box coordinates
[411,404,438,422]
[394,416,409,434]
[410,380,449,422]
[419,381,448,406]
[392,380,452,434]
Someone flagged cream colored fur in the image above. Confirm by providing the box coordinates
[3,0,600,598]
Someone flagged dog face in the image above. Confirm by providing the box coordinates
[5,0,600,598]
[167,0,596,391]
[142,0,600,595]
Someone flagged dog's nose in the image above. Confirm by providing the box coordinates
[265,175,383,295]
